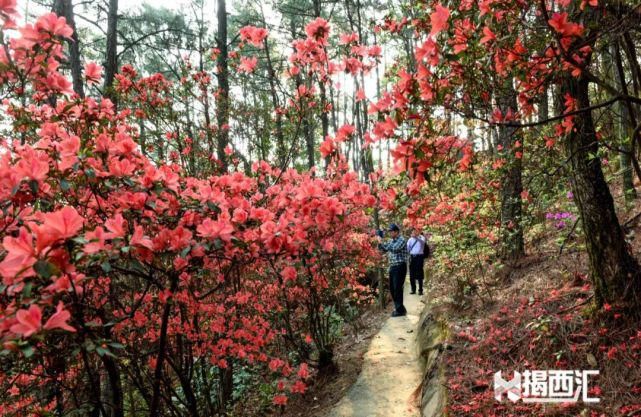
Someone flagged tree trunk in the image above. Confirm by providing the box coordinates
[496,79,524,261]
[313,0,329,168]
[294,72,314,170]
[538,86,548,122]
[197,3,214,174]
[613,41,637,203]
[148,276,179,417]
[263,37,286,167]
[218,364,233,413]
[216,0,230,171]
[53,0,84,97]
[102,356,124,417]
[356,0,369,172]
[317,53,328,171]
[560,74,641,307]
[103,0,118,103]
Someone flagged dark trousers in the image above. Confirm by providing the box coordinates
[389,263,407,313]
[409,254,425,293]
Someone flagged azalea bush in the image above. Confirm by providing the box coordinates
[0,8,378,416]
[367,0,641,308]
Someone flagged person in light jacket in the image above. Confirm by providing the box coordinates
[406,228,427,295]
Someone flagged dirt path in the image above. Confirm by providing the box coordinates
[324,281,423,417]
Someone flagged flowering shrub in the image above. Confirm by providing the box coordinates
[546,211,576,230]
[0,7,377,415]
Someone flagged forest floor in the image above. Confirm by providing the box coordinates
[273,303,387,417]
[425,187,641,416]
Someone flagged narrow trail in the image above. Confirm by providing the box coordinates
[325,281,424,417]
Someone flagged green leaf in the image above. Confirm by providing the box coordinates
[96,346,116,358]
[21,281,33,298]
[28,180,39,194]
[22,345,34,358]
[101,261,112,273]
[232,238,248,249]
[129,259,147,275]
[72,236,88,245]
[60,179,72,191]
[34,260,57,279]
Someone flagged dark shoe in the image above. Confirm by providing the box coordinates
[409,290,416,294]
[418,290,423,296]
[391,310,406,317]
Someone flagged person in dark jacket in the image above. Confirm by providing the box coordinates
[378,223,408,317]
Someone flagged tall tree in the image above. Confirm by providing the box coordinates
[560,72,641,306]
[53,0,84,97]
[216,0,230,171]
[216,4,233,405]
[103,0,119,103]
[313,0,329,171]
[263,32,287,167]
[612,41,638,203]
[496,80,524,261]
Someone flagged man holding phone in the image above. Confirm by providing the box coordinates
[378,224,408,317]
